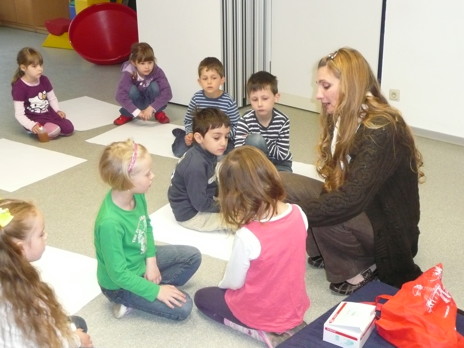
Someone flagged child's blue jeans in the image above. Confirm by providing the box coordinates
[244,133,293,172]
[119,82,165,117]
[101,244,201,321]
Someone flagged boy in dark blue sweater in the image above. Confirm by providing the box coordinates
[168,108,232,232]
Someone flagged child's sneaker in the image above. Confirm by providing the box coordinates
[285,321,307,336]
[154,111,170,124]
[113,115,133,125]
[112,303,132,319]
[224,318,287,348]
[259,324,307,348]
[172,128,185,137]
[260,331,294,348]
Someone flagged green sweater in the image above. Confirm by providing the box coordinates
[94,192,159,301]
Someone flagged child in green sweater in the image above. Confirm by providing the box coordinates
[94,139,201,320]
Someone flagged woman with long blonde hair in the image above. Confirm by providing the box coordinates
[282,47,424,294]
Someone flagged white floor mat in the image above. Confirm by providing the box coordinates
[150,204,234,261]
[86,120,181,159]
[149,164,320,262]
[292,161,323,181]
[60,96,120,131]
[32,246,100,315]
[0,139,86,192]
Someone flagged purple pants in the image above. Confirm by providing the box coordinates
[29,110,74,135]
[194,287,249,327]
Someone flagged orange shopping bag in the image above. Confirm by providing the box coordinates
[375,263,464,348]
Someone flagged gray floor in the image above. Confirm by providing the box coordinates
[1,27,463,348]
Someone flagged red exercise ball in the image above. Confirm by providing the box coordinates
[69,3,138,65]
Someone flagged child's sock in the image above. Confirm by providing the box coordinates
[224,318,274,347]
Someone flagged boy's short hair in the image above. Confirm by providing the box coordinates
[129,42,155,63]
[246,71,278,96]
[198,57,224,77]
[193,107,230,137]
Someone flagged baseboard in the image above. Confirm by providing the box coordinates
[0,23,48,34]
[278,92,317,113]
[411,127,464,147]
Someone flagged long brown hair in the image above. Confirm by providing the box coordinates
[11,47,43,85]
[316,47,424,191]
[0,199,76,348]
[218,146,286,229]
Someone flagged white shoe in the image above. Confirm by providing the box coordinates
[112,303,131,319]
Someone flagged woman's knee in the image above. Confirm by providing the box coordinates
[280,172,322,203]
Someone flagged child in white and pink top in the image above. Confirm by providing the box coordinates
[11,47,74,140]
[194,146,310,348]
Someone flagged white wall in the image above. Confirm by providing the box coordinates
[271,0,383,113]
[136,1,464,143]
[382,0,464,143]
[137,0,222,105]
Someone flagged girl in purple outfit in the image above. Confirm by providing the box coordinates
[114,42,172,125]
[11,47,74,139]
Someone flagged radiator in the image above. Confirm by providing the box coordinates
[222,0,271,107]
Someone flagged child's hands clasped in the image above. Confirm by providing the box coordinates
[57,110,66,119]
[139,106,155,120]
[157,285,187,308]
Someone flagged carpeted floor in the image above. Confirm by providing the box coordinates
[1,27,463,348]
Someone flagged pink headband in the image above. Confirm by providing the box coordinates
[128,142,138,173]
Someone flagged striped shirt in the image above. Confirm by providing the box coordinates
[184,90,240,137]
[235,108,292,161]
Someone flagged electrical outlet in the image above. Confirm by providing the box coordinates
[389,89,400,101]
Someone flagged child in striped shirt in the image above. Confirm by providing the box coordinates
[235,71,293,172]
[171,57,240,158]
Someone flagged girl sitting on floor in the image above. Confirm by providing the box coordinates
[194,146,310,348]
[0,199,93,348]
[94,139,201,320]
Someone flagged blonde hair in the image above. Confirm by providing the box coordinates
[218,146,285,229]
[316,47,424,191]
[0,199,75,348]
[99,139,150,190]
[11,47,43,85]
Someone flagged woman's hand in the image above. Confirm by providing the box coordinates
[157,285,187,308]
[76,329,94,347]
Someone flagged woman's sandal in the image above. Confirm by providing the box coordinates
[329,268,378,295]
[307,255,325,269]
